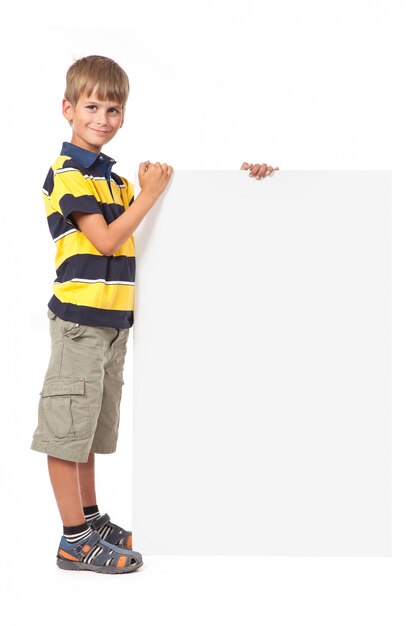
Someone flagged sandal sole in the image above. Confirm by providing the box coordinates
[56,557,143,574]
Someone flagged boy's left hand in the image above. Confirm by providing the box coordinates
[240,162,279,179]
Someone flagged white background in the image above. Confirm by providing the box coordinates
[0,0,415,624]
[132,171,391,556]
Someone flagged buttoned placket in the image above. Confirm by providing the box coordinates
[98,155,116,201]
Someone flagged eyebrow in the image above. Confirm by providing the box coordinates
[84,100,122,107]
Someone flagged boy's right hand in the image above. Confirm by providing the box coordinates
[139,161,173,202]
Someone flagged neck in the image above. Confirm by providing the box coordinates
[69,134,102,154]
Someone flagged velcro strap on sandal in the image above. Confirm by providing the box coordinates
[72,530,102,557]
[90,513,110,529]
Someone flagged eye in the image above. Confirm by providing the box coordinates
[109,108,120,114]
[86,105,97,110]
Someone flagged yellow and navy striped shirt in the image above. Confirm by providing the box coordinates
[44,142,135,329]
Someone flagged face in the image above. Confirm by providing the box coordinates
[62,90,125,153]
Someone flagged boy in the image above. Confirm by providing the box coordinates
[30,54,278,575]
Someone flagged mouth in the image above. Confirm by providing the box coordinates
[89,128,110,135]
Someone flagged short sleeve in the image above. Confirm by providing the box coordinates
[52,167,103,226]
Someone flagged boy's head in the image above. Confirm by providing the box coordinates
[62,55,130,153]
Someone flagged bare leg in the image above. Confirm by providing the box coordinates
[77,452,97,508]
[47,455,85,526]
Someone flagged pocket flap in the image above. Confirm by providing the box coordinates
[41,377,85,397]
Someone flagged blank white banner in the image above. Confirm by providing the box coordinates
[132,171,391,556]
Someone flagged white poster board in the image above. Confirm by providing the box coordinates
[133,171,391,556]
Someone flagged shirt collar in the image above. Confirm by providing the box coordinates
[60,141,116,176]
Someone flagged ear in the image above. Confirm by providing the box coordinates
[62,97,74,123]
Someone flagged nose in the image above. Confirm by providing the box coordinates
[96,111,108,126]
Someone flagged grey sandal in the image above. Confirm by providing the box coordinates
[56,530,143,574]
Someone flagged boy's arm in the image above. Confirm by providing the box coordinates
[71,189,157,256]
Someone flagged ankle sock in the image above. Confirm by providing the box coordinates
[63,521,93,544]
[83,504,101,524]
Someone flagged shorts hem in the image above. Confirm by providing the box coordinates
[30,439,91,463]
[89,444,117,454]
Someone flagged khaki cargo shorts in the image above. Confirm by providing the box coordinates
[31,308,130,463]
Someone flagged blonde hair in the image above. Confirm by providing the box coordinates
[64,55,130,108]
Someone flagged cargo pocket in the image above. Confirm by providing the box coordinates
[40,377,91,439]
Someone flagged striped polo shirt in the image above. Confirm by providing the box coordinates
[43,141,136,329]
